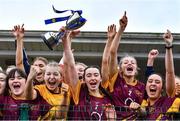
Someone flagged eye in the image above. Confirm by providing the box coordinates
[131,62,135,64]
[86,74,91,77]
[0,78,5,82]
[122,62,128,65]
[46,73,51,76]
[79,69,84,72]
[9,78,15,81]
[94,73,99,77]
[39,64,44,68]
[17,76,23,80]
[53,73,59,76]
[155,80,160,84]
[147,79,153,83]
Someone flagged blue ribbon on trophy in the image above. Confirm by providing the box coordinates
[42,5,86,50]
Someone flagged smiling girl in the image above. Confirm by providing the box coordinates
[0,68,50,120]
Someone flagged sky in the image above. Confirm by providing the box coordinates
[0,0,180,33]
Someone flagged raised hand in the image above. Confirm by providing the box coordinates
[12,24,25,40]
[28,65,39,81]
[60,26,80,44]
[67,30,80,39]
[107,24,116,40]
[119,11,128,32]
[163,29,173,46]
[147,49,159,67]
[148,49,159,60]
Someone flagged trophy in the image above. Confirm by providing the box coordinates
[42,6,86,50]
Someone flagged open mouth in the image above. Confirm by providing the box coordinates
[127,67,133,71]
[48,80,56,86]
[13,83,21,90]
[90,82,97,86]
[37,72,43,76]
[89,82,98,88]
[79,76,83,80]
[36,72,43,80]
[150,88,156,92]
[149,87,157,95]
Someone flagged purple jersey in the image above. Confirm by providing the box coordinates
[72,84,112,120]
[110,72,145,120]
[141,97,179,120]
[0,92,51,120]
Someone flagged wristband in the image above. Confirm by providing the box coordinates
[165,45,173,49]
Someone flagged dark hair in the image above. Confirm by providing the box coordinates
[6,68,27,93]
[83,65,101,80]
[147,73,166,96]
[147,73,164,83]
[83,65,113,104]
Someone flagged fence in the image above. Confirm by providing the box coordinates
[0,104,180,120]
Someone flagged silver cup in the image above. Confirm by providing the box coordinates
[42,31,64,50]
[42,11,86,50]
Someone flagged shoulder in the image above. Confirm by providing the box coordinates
[34,84,46,90]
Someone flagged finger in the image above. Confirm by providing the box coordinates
[167,29,171,34]
[14,25,17,30]
[114,24,116,31]
[18,25,20,29]
[21,24,24,28]
[22,28,25,33]
[124,11,126,16]
[108,26,110,31]
[60,26,66,32]
[110,25,113,31]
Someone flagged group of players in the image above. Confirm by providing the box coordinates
[0,11,180,120]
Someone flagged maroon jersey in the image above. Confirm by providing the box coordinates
[141,97,180,120]
[0,91,51,120]
[72,84,112,120]
[109,72,145,120]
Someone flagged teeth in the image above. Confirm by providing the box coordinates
[48,81,56,85]
[37,72,43,76]
[127,67,133,71]
[13,85,20,89]
[90,83,96,85]
[149,88,156,92]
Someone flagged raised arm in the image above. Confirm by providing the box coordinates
[163,30,175,97]
[109,11,128,79]
[145,49,159,78]
[101,24,116,88]
[25,65,38,100]
[12,24,25,71]
[61,27,80,102]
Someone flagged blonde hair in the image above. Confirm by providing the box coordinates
[33,57,48,65]
[46,61,63,75]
